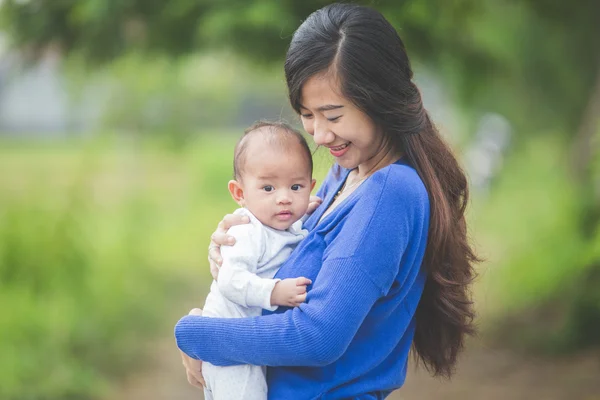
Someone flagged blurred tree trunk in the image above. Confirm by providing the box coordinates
[571,60,600,239]
[571,62,600,184]
[566,59,600,351]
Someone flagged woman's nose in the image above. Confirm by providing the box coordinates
[313,121,334,145]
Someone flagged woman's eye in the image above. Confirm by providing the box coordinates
[263,185,274,192]
[291,184,302,191]
[301,113,313,119]
[327,116,341,122]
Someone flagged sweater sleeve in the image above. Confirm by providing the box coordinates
[175,168,428,367]
[217,224,280,311]
[176,258,386,367]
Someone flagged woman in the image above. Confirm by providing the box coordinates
[176,3,478,398]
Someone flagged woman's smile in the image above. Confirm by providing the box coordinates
[328,142,350,157]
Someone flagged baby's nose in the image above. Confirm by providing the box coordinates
[277,191,292,205]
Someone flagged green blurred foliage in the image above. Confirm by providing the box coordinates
[1,0,598,133]
[473,136,599,352]
[63,51,291,147]
[0,137,243,399]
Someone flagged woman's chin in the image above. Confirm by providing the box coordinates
[334,156,357,170]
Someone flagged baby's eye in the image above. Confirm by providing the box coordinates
[263,185,274,192]
[291,184,302,191]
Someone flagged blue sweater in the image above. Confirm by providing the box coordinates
[175,158,430,399]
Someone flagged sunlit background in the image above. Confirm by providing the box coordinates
[0,1,598,399]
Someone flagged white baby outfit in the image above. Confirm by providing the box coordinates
[202,208,307,400]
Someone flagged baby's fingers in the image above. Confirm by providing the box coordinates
[295,277,312,287]
[306,196,323,215]
[296,285,307,294]
[295,293,307,305]
[309,195,322,204]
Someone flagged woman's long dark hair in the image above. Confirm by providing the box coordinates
[285,3,479,378]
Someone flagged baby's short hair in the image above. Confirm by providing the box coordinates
[233,120,313,180]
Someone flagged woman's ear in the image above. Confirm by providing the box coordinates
[228,180,245,206]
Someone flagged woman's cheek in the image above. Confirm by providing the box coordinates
[301,119,314,137]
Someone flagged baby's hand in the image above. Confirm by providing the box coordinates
[270,277,312,307]
[307,195,322,215]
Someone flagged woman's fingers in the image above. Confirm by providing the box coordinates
[186,369,204,389]
[209,258,220,280]
[211,232,235,247]
[208,214,252,278]
[209,239,224,262]
[212,213,249,246]
[180,308,205,388]
[181,350,205,388]
[221,214,250,230]
[181,351,202,374]
[189,308,203,316]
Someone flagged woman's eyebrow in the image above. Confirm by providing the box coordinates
[299,104,344,112]
[317,104,344,112]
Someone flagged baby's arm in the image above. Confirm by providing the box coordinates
[218,224,310,310]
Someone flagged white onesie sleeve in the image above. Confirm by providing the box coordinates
[217,223,280,311]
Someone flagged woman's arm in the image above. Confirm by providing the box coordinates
[176,256,405,367]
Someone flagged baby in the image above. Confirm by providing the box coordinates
[201,121,315,400]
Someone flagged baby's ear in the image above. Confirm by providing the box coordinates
[310,179,317,192]
[228,180,245,206]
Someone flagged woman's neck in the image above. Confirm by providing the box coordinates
[354,145,402,181]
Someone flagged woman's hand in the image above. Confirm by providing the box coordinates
[208,213,251,279]
[179,308,205,389]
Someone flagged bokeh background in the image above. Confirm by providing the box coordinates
[0,1,598,399]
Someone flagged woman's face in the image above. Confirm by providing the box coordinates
[298,73,387,172]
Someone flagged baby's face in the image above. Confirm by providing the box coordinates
[240,144,313,231]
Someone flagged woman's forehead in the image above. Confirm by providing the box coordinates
[299,74,346,109]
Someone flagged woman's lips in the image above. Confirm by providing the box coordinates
[329,142,350,157]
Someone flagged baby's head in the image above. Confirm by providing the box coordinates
[228,121,315,231]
